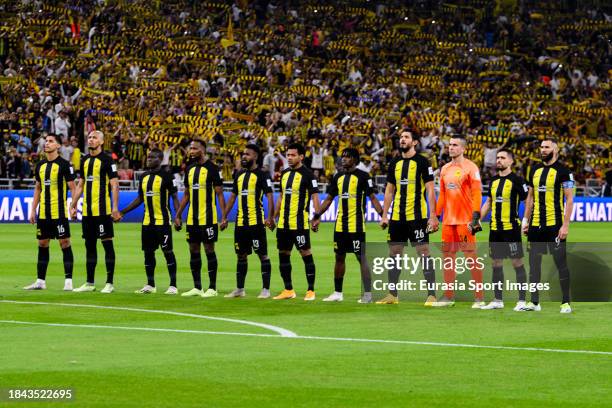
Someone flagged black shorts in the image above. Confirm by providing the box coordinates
[334,231,365,255]
[234,225,268,255]
[142,225,173,251]
[387,220,429,246]
[186,224,218,244]
[527,226,566,255]
[489,228,524,259]
[82,215,114,241]
[276,228,311,251]
[37,218,70,240]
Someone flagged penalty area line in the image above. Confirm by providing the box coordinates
[1,319,611,356]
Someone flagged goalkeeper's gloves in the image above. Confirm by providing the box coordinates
[470,211,482,235]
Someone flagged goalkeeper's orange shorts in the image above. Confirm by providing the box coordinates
[441,224,476,253]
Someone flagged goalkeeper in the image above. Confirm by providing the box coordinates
[433,136,484,308]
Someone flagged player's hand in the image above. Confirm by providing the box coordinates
[266,217,276,231]
[311,218,320,232]
[427,215,439,233]
[112,209,122,222]
[219,218,228,231]
[29,213,36,224]
[379,215,389,230]
[521,217,529,235]
[557,224,569,240]
[69,206,77,220]
[173,217,182,231]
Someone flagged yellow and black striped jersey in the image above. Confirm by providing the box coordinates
[139,169,177,226]
[327,169,375,233]
[34,157,76,220]
[278,166,319,230]
[81,153,118,217]
[184,161,223,226]
[386,155,434,222]
[232,168,273,227]
[488,173,528,231]
[528,161,573,227]
[127,141,144,162]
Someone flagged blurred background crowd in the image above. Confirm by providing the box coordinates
[0,0,610,193]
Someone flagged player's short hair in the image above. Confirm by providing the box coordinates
[450,135,467,146]
[542,137,558,145]
[342,147,360,162]
[400,129,421,144]
[497,148,514,160]
[46,133,62,145]
[287,142,305,156]
[192,139,206,150]
[149,148,163,158]
[88,130,104,141]
[245,143,261,158]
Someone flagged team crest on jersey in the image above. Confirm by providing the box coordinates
[454,170,462,178]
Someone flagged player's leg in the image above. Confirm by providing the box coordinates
[98,216,115,292]
[551,237,571,313]
[160,227,177,294]
[377,221,407,304]
[415,243,437,306]
[25,229,50,290]
[72,217,96,292]
[58,237,74,291]
[357,235,373,303]
[297,230,316,301]
[510,257,528,311]
[324,232,347,302]
[433,225,457,307]
[255,227,271,298]
[136,226,157,294]
[225,226,250,297]
[202,242,218,297]
[521,227,544,311]
[458,224,484,307]
[273,229,296,299]
[182,230,204,296]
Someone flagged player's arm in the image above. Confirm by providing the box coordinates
[175,188,189,229]
[30,181,41,224]
[313,174,339,230]
[558,178,575,240]
[435,172,445,219]
[370,193,384,216]
[119,195,143,217]
[274,190,283,220]
[215,185,226,226]
[265,191,275,230]
[220,192,236,231]
[480,197,491,220]
[310,192,321,232]
[171,190,181,230]
[467,168,483,234]
[70,178,83,218]
[425,180,439,232]
[523,187,534,235]
[110,177,120,222]
[380,182,395,229]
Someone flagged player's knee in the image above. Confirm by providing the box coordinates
[204,243,215,254]
[511,258,523,268]
[38,240,50,248]
[258,254,269,262]
[335,253,346,263]
[415,244,430,257]
[492,259,504,268]
[237,253,248,261]
[59,239,71,249]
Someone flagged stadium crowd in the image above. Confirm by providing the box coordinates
[0,0,610,191]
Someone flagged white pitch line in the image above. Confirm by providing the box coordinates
[1,319,611,356]
[0,300,297,338]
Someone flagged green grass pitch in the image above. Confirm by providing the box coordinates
[1,222,611,407]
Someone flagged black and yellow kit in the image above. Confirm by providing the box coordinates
[277,165,319,251]
[34,157,76,239]
[184,160,223,243]
[386,155,434,244]
[488,172,528,259]
[232,168,273,255]
[139,169,177,251]
[326,169,375,254]
[81,153,118,240]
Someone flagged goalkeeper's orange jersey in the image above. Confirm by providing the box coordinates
[436,158,482,225]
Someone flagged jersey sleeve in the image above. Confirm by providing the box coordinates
[469,164,483,213]
[34,162,42,182]
[435,166,446,217]
[326,173,339,197]
[231,172,240,194]
[526,166,535,188]
[261,171,273,194]
[63,160,77,182]
[386,159,396,184]
[364,172,376,195]
[515,175,529,201]
[559,166,574,189]
[138,174,145,200]
[106,157,118,179]
[183,167,190,189]
[306,169,319,194]
[211,165,223,187]
[421,157,434,184]
[165,172,178,195]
